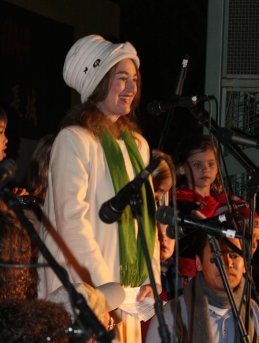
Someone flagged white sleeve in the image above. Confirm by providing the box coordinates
[47,128,113,287]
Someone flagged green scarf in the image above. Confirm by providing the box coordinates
[100,128,156,287]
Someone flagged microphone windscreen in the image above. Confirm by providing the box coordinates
[97,282,125,312]
[156,205,174,225]
[99,201,120,224]
[166,225,176,239]
[177,200,198,215]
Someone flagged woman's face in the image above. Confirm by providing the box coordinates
[252,228,259,255]
[97,59,138,119]
[0,120,8,161]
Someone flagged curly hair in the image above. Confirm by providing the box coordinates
[0,299,72,343]
[0,204,37,301]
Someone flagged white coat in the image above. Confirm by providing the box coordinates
[38,125,161,343]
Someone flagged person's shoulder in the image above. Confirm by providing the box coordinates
[251,298,259,311]
[133,131,148,143]
[176,187,195,200]
[146,295,186,343]
[57,125,96,144]
[164,294,186,316]
[51,126,98,157]
[61,125,93,137]
[250,299,259,335]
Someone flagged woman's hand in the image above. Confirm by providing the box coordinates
[136,284,154,302]
[191,209,207,220]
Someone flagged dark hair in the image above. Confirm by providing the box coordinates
[194,230,208,262]
[176,134,222,193]
[27,134,55,201]
[0,299,72,343]
[61,62,141,138]
[0,201,37,301]
[0,106,8,123]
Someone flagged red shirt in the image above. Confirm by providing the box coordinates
[175,187,223,280]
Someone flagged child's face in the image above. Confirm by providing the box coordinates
[0,120,7,161]
[196,238,245,294]
[158,223,175,261]
[184,148,218,193]
[252,228,259,255]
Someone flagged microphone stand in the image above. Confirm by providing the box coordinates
[158,54,189,150]
[0,188,113,343]
[208,235,249,343]
[129,194,171,343]
[190,106,259,340]
[244,176,259,334]
[190,107,259,177]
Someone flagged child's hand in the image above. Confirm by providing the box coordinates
[136,284,154,301]
[191,209,207,220]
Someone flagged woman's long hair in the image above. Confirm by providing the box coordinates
[61,61,142,138]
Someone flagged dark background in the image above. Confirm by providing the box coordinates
[0,0,208,183]
[0,1,73,159]
[111,0,208,155]
[1,0,259,285]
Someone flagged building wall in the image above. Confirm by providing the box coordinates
[3,0,120,106]
[1,0,120,185]
[3,0,120,40]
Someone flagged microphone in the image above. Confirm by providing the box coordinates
[203,212,238,225]
[217,127,259,149]
[0,158,17,188]
[147,95,213,116]
[156,206,242,239]
[99,157,162,224]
